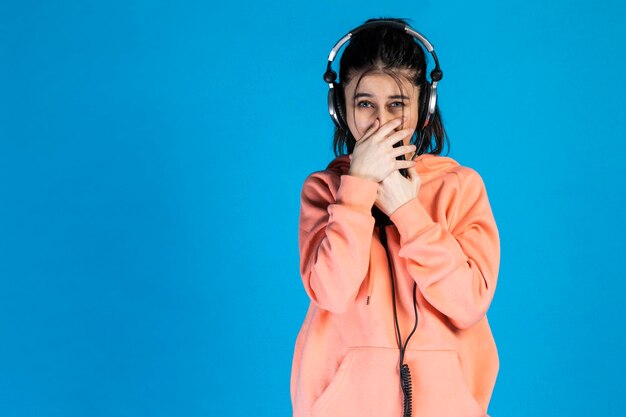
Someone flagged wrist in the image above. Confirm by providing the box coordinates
[347,167,378,183]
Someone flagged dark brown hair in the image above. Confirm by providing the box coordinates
[332,17,450,157]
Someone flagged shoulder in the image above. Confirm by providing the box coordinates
[433,157,491,211]
[300,155,350,199]
[417,153,485,190]
[449,164,495,224]
[301,169,340,201]
[450,165,486,191]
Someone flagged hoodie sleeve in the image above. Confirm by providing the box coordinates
[298,173,379,314]
[389,167,500,330]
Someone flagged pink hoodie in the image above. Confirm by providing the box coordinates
[290,152,500,417]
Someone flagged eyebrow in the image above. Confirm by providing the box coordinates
[353,92,410,100]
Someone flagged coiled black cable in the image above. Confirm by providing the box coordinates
[400,364,413,416]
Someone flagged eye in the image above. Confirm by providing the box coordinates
[356,101,406,108]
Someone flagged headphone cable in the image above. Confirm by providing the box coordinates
[379,224,419,417]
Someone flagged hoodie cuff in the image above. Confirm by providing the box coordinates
[336,174,379,214]
[389,197,437,242]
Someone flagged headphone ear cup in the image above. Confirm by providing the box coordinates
[334,84,348,131]
[328,83,348,131]
[418,83,432,131]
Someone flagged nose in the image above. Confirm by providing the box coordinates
[376,113,404,130]
[376,111,391,127]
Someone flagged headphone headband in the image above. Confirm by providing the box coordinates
[327,21,434,59]
[324,20,442,86]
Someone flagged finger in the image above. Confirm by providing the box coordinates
[395,159,416,171]
[384,128,415,148]
[390,144,417,158]
[370,117,406,143]
[358,119,380,143]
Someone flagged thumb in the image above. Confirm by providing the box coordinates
[408,165,420,183]
[406,164,415,176]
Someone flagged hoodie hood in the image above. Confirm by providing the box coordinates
[326,153,460,179]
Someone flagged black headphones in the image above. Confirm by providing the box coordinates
[323,20,443,133]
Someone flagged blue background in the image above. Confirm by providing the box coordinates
[1,0,625,416]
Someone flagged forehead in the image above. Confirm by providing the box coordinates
[346,72,418,95]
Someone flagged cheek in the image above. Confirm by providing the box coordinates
[354,117,372,134]
[347,113,373,140]
[403,109,419,131]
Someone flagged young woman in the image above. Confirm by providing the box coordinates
[290,17,500,417]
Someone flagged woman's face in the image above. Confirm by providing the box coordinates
[343,71,420,154]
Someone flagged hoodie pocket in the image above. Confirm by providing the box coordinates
[310,347,403,417]
[310,347,486,417]
[405,348,487,417]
